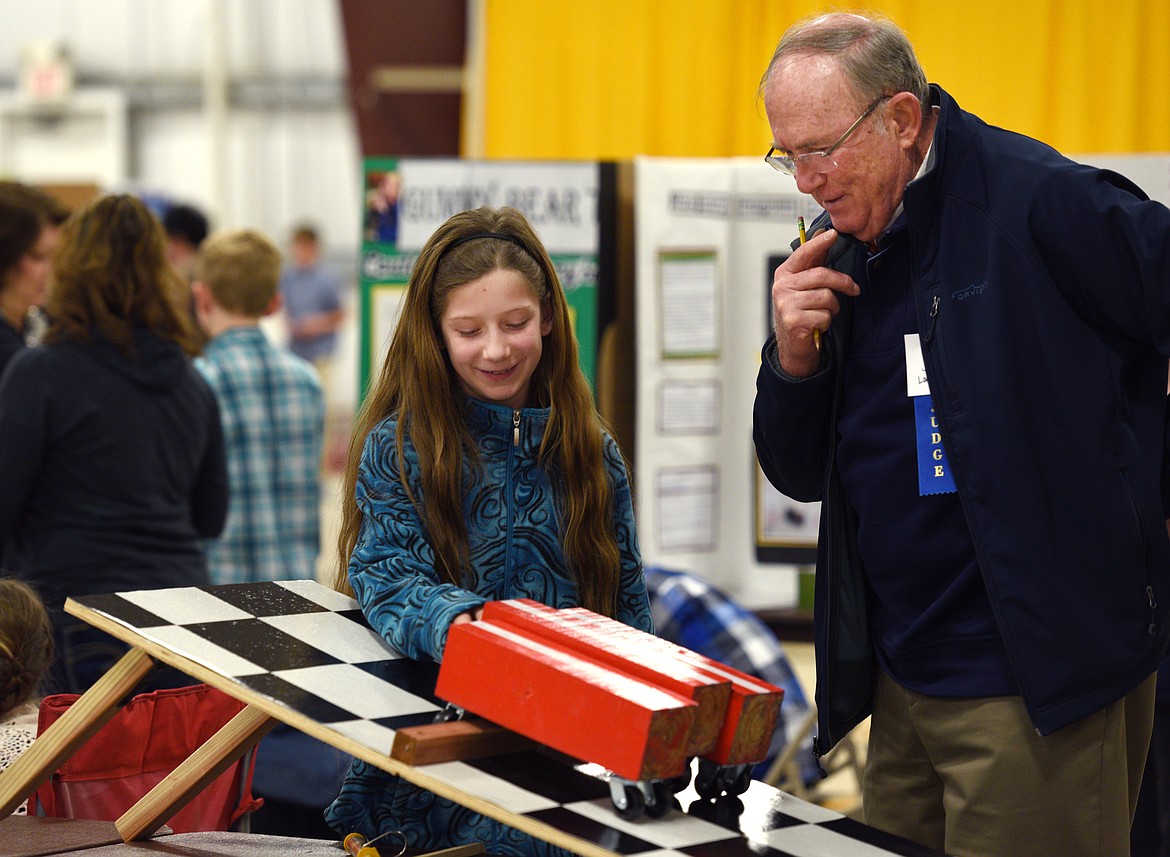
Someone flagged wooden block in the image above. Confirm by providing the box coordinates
[557,607,785,766]
[481,599,731,757]
[437,622,695,781]
[390,718,536,765]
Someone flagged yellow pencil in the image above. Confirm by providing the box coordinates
[798,217,820,348]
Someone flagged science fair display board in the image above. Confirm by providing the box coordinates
[357,158,610,399]
[633,157,822,606]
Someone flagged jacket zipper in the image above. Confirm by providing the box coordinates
[506,409,521,592]
[924,294,940,343]
[1148,587,1159,637]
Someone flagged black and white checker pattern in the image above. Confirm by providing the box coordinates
[73,581,945,857]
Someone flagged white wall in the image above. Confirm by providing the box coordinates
[0,0,362,262]
[0,0,364,411]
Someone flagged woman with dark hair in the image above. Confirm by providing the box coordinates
[327,206,651,856]
[0,194,228,694]
[0,181,67,377]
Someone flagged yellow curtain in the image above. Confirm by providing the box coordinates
[480,0,1170,159]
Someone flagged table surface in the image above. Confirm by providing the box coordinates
[0,818,345,856]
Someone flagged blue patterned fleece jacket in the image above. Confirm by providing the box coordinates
[327,396,652,856]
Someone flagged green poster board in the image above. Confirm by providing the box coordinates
[357,157,602,403]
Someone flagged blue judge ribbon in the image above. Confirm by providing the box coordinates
[914,396,956,495]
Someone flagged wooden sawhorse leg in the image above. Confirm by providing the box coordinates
[115,703,277,841]
[0,647,156,817]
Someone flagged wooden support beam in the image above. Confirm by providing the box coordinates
[115,705,276,841]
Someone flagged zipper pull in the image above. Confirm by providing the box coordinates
[924,294,940,343]
[1148,586,1158,636]
[811,735,829,780]
[512,409,521,447]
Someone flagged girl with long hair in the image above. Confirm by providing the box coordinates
[327,206,650,855]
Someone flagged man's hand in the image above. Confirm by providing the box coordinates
[770,228,860,377]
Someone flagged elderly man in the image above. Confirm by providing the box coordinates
[753,12,1170,857]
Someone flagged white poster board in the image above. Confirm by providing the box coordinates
[634,156,820,608]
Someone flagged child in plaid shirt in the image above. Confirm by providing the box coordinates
[193,228,325,585]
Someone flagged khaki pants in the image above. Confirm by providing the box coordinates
[863,669,1156,857]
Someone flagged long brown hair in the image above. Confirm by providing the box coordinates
[44,194,203,357]
[335,206,622,617]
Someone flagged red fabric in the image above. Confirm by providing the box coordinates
[33,684,263,833]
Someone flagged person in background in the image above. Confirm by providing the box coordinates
[192,228,325,586]
[192,227,341,838]
[753,12,1170,857]
[161,202,209,283]
[0,577,54,817]
[0,194,228,695]
[278,223,345,375]
[0,181,68,377]
[326,206,650,857]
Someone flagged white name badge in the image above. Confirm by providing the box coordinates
[904,333,930,396]
[904,334,956,495]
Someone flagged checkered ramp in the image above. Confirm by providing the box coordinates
[72,580,943,857]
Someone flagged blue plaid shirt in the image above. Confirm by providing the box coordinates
[195,326,325,585]
[643,565,816,782]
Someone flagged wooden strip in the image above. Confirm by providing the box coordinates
[368,65,465,93]
[390,718,536,766]
[417,845,487,857]
[115,704,276,841]
[437,622,695,781]
[0,647,155,818]
[481,599,731,756]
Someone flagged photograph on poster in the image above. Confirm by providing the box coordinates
[654,465,718,553]
[659,249,720,359]
[755,463,819,564]
[656,379,720,435]
[363,163,401,246]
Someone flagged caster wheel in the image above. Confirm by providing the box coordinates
[645,781,673,818]
[727,766,752,796]
[615,784,645,820]
[694,760,722,800]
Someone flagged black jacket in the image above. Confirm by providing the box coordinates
[0,327,228,609]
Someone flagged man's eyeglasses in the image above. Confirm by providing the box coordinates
[765,96,890,177]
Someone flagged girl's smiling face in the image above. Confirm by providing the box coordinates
[439,267,552,410]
